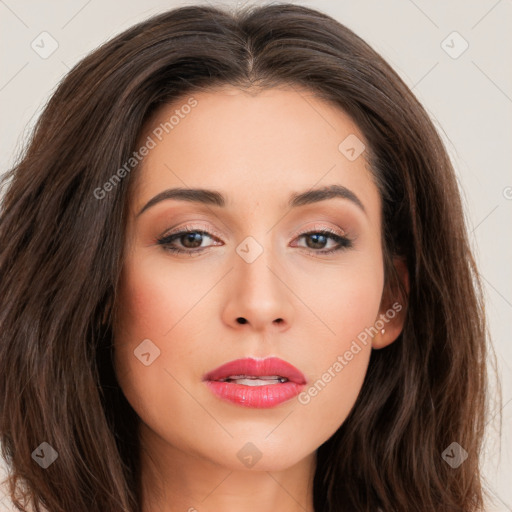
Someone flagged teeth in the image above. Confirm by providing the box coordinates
[230,378,286,386]
[219,375,288,385]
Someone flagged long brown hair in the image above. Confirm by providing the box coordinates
[0,3,494,511]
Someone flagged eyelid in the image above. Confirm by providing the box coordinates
[161,222,348,241]
[293,222,348,238]
[160,222,225,241]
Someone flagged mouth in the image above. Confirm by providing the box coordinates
[217,375,289,385]
[203,357,306,408]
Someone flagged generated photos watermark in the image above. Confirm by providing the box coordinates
[297,301,403,405]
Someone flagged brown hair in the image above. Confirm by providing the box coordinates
[0,3,495,511]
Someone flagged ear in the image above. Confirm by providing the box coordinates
[372,256,409,349]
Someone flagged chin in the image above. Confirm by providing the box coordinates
[197,434,316,473]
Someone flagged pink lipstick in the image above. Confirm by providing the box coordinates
[203,357,306,408]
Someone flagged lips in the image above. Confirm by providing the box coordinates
[203,357,306,408]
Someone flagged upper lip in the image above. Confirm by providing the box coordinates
[203,357,306,384]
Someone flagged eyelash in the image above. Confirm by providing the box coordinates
[156,225,353,256]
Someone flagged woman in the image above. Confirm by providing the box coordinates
[0,3,492,511]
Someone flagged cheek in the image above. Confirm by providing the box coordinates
[294,285,378,442]
[112,254,192,399]
[296,252,384,346]
[115,251,204,340]
[291,256,383,433]
[296,355,370,458]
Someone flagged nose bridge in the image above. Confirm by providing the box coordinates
[226,230,293,329]
[238,233,282,303]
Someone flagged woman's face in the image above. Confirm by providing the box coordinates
[113,85,404,473]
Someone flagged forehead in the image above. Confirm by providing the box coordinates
[131,85,379,222]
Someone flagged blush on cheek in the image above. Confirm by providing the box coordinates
[117,258,175,335]
[114,256,205,374]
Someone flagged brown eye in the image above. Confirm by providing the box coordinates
[157,229,220,255]
[179,232,204,249]
[304,233,330,249]
[295,230,353,254]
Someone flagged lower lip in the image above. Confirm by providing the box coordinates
[205,380,305,408]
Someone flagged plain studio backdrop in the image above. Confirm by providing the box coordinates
[0,0,511,510]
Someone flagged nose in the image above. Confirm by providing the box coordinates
[221,242,294,332]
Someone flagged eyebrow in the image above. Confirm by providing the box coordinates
[136,184,366,217]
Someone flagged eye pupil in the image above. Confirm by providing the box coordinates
[182,232,203,248]
[307,233,327,249]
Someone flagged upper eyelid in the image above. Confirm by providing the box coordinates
[161,223,224,240]
[302,223,347,236]
[162,222,348,239]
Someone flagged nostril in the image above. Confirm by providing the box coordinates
[235,317,283,324]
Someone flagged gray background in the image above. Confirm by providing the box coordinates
[0,0,511,510]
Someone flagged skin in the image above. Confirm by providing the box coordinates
[113,85,408,512]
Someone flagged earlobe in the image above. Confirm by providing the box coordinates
[372,257,409,350]
[372,307,405,349]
